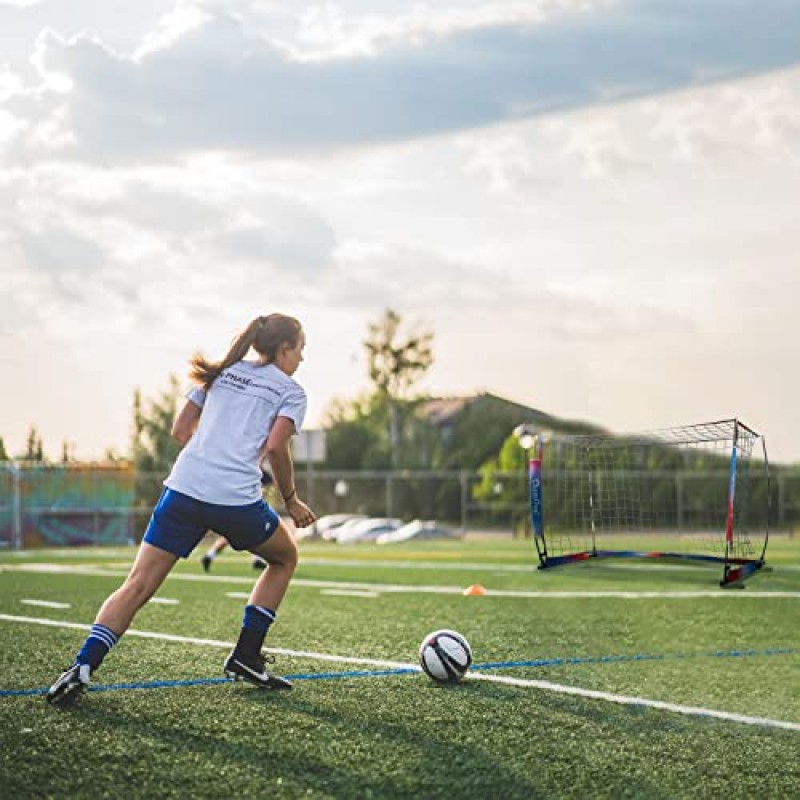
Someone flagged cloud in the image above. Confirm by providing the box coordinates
[212,210,337,274]
[8,0,799,162]
[18,224,107,276]
[289,1,616,61]
[0,158,341,341]
[459,65,800,193]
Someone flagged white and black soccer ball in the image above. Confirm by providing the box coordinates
[419,629,472,684]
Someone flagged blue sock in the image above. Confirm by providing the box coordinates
[76,623,119,672]
[236,605,276,655]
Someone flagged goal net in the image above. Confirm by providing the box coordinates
[528,419,770,587]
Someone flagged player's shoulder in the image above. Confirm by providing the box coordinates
[244,361,305,395]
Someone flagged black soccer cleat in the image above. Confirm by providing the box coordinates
[201,555,212,573]
[252,557,267,571]
[46,663,91,707]
[224,650,292,690]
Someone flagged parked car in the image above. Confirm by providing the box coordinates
[294,514,367,542]
[376,519,463,545]
[334,517,404,544]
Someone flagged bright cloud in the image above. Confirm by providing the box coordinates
[0,0,799,463]
[2,1,797,161]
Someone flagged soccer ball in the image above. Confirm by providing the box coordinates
[419,629,472,683]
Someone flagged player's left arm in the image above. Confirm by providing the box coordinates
[171,399,202,446]
[266,416,316,527]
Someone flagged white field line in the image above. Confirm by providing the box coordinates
[20,599,71,609]
[10,556,799,574]
[228,589,381,600]
[3,563,800,599]
[0,614,418,670]
[7,553,800,574]
[8,548,136,559]
[1,612,798,732]
[295,559,800,574]
[149,598,179,605]
[468,673,800,732]
[301,558,538,572]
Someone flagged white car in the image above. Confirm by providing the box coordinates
[334,517,404,544]
[294,514,366,542]
[376,519,462,545]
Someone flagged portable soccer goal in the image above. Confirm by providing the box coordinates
[528,419,770,587]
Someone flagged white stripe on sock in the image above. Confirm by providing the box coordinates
[91,625,118,647]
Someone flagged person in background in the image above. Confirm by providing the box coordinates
[200,470,276,571]
[47,313,316,706]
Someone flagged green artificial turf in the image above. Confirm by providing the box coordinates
[1,537,798,798]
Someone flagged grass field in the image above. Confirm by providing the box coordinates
[1,535,799,799]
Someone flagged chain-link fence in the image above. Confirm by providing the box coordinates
[1,463,799,549]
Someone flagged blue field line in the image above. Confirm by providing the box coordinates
[0,647,795,698]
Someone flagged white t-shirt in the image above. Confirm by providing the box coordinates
[164,360,307,505]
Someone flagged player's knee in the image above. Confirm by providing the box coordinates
[287,539,299,570]
[277,523,299,567]
[276,537,298,571]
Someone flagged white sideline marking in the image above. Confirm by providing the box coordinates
[0,614,416,670]
[301,558,539,572]
[4,563,800,599]
[20,599,71,609]
[2,612,798,731]
[6,554,799,574]
[150,598,179,605]
[468,673,800,732]
[227,588,380,599]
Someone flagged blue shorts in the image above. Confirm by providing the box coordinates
[143,488,280,558]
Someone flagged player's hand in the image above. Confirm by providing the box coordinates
[287,496,317,528]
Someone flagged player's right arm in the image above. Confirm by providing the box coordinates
[171,399,202,447]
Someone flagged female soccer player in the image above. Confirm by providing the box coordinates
[47,313,316,705]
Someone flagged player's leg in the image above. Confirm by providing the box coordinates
[47,488,202,706]
[247,521,298,611]
[47,543,178,706]
[201,534,229,572]
[93,542,179,633]
[220,505,297,689]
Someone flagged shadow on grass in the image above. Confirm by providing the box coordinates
[40,684,544,799]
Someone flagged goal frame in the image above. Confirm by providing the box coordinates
[528,419,770,588]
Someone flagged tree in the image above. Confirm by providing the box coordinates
[61,441,77,464]
[0,437,9,462]
[364,309,434,467]
[322,394,390,469]
[473,432,533,536]
[25,426,44,462]
[130,376,184,506]
[473,433,529,505]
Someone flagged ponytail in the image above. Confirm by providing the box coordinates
[189,314,302,390]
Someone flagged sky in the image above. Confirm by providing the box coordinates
[1,0,799,464]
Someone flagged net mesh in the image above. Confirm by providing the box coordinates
[539,420,768,563]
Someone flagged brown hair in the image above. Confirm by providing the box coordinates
[189,314,303,390]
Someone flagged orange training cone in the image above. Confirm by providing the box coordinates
[463,584,488,596]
